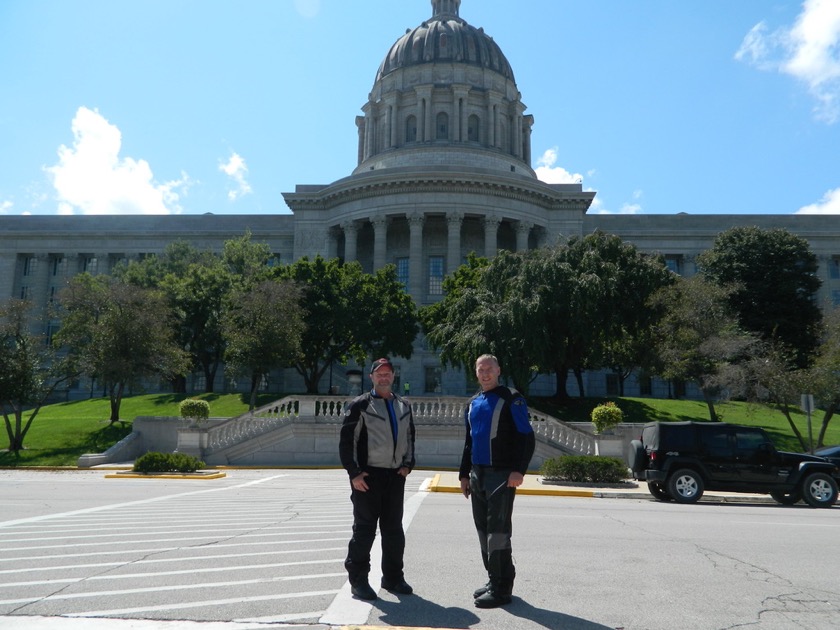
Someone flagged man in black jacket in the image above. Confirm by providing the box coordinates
[340,357,416,601]
[459,354,535,608]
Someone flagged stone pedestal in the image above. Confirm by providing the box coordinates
[176,427,209,459]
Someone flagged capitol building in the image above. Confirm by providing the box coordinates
[3,0,840,400]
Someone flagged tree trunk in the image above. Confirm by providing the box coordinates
[553,360,569,399]
[573,367,585,398]
[817,401,836,448]
[108,382,125,423]
[776,402,808,451]
[701,390,719,422]
[203,363,218,393]
[249,373,260,411]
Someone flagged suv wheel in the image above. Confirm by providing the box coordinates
[667,469,704,503]
[769,490,802,505]
[647,482,672,502]
[800,472,839,508]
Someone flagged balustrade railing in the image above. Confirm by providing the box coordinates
[204,395,595,457]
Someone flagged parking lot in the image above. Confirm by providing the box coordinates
[1,468,838,630]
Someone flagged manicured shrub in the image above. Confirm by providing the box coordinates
[590,401,623,433]
[133,451,206,473]
[539,455,627,483]
[179,399,210,425]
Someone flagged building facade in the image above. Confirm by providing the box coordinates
[3,0,840,399]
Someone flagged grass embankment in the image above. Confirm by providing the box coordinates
[2,393,838,468]
[0,392,279,468]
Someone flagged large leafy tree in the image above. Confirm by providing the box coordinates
[697,226,822,368]
[803,308,840,447]
[652,276,759,421]
[423,251,536,393]
[280,256,419,393]
[0,299,71,452]
[116,241,231,393]
[55,275,190,422]
[222,279,305,410]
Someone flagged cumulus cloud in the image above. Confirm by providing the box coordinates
[46,107,189,215]
[589,189,643,215]
[736,0,840,123]
[534,147,583,184]
[796,187,840,213]
[219,152,252,201]
[0,200,12,215]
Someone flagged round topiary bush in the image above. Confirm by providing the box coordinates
[179,398,210,426]
[591,401,623,434]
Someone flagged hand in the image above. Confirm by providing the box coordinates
[352,471,370,492]
[507,472,524,488]
[460,477,471,499]
[397,467,411,477]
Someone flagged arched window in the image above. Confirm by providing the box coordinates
[468,114,480,142]
[405,115,417,143]
[436,112,449,140]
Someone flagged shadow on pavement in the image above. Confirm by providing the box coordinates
[373,595,480,628]
[502,597,614,629]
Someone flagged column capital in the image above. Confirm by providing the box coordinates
[446,210,464,225]
[483,214,502,228]
[408,212,425,228]
[516,220,533,233]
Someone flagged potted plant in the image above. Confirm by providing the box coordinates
[179,398,210,427]
[591,401,623,434]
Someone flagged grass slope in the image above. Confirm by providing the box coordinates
[2,393,838,467]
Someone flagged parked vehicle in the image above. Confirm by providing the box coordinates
[814,445,840,467]
[628,421,840,507]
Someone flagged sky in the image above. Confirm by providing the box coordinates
[1,0,839,217]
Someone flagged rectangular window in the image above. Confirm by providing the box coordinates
[22,256,36,276]
[664,255,682,275]
[396,257,409,288]
[831,257,840,280]
[19,286,30,300]
[424,366,442,394]
[428,256,444,295]
[833,290,840,306]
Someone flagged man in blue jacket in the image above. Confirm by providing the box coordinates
[459,354,535,608]
[340,357,416,601]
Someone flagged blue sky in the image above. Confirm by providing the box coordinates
[1,0,838,217]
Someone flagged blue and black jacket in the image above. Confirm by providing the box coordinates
[458,385,535,479]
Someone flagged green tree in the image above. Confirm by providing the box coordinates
[55,275,189,422]
[116,241,231,393]
[281,256,419,394]
[652,276,758,421]
[0,299,71,452]
[697,226,822,368]
[804,308,840,447]
[424,250,537,393]
[222,279,305,410]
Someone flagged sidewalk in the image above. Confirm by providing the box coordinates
[426,471,775,503]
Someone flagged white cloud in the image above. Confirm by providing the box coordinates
[294,0,320,19]
[736,0,840,123]
[589,189,643,215]
[534,147,583,184]
[219,152,252,201]
[0,200,12,214]
[796,186,840,213]
[46,107,189,215]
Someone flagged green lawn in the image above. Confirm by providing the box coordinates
[0,392,280,468]
[530,396,840,452]
[3,392,838,467]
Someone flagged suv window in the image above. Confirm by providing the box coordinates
[735,429,768,452]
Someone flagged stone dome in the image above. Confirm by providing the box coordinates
[375,0,514,83]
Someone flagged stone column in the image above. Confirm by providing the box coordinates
[483,215,501,258]
[0,253,15,300]
[446,211,463,273]
[516,221,533,252]
[327,227,340,260]
[372,215,388,270]
[408,212,425,299]
[355,116,365,165]
[342,221,358,263]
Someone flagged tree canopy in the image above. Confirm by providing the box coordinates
[697,226,822,368]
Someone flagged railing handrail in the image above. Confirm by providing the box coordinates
[203,395,596,457]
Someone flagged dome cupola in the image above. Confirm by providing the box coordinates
[354,0,534,177]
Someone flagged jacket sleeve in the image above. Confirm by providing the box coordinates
[404,401,416,470]
[458,402,473,479]
[339,397,365,478]
[510,394,536,475]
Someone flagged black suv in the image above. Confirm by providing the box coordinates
[628,421,840,508]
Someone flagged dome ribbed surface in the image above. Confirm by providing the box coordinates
[375,15,514,83]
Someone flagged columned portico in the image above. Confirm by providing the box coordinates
[342,221,358,263]
[372,215,388,270]
[516,221,533,252]
[483,214,501,258]
[446,211,463,273]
